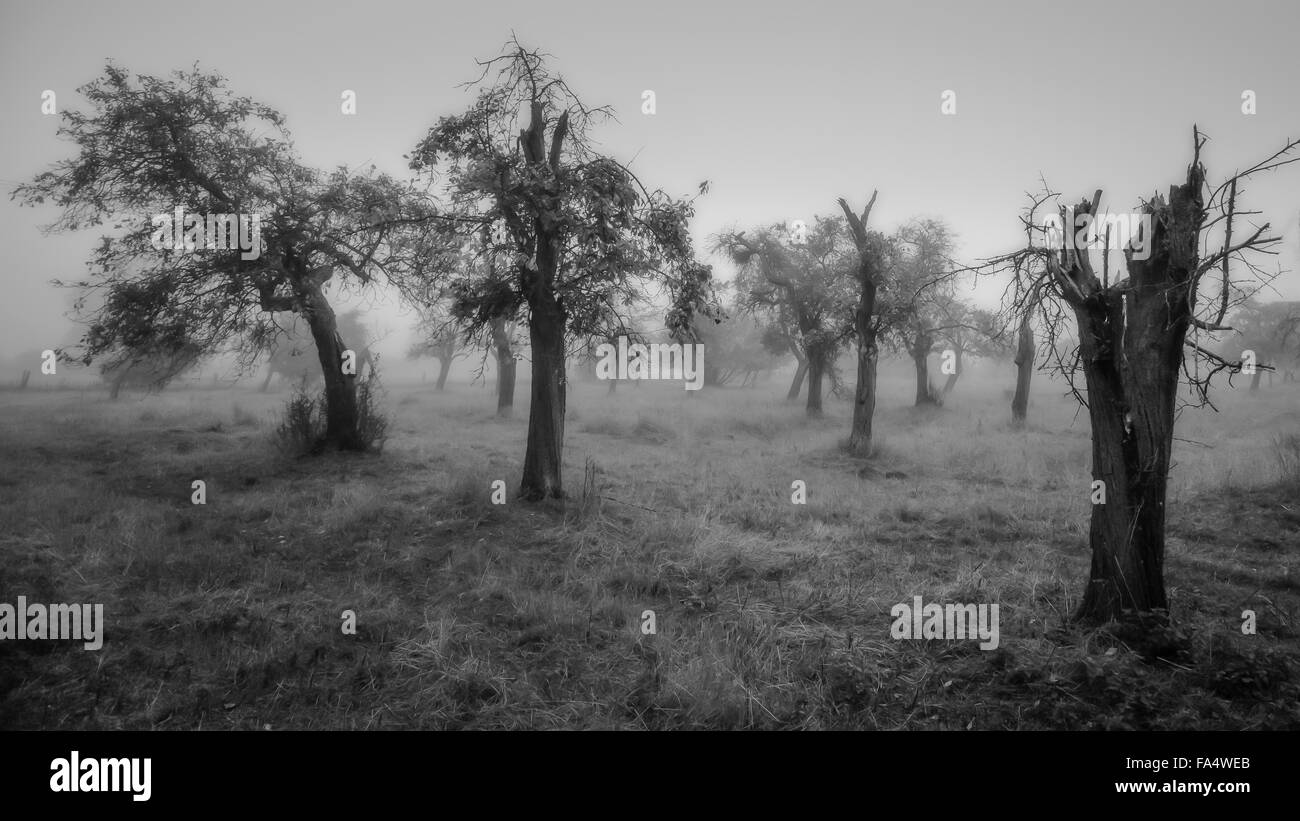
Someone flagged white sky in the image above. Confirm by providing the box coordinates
[2,0,1297,363]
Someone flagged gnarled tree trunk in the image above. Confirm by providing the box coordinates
[1011,312,1034,427]
[301,278,362,451]
[435,353,452,391]
[521,284,566,499]
[786,348,808,401]
[839,192,881,455]
[1066,174,1201,624]
[942,347,962,395]
[1074,287,1182,621]
[109,364,132,400]
[492,318,516,418]
[911,332,938,406]
[805,348,826,418]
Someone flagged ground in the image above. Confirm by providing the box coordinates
[1,364,1297,729]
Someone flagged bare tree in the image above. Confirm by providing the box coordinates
[838,192,895,453]
[989,127,1300,623]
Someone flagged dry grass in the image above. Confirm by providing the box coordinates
[0,360,1297,729]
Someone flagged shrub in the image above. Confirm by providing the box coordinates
[272,365,389,456]
[272,381,325,456]
[355,361,389,453]
[1273,432,1300,489]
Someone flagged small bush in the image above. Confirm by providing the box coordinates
[1273,433,1300,488]
[271,365,389,456]
[231,403,260,428]
[272,383,326,456]
[355,364,389,453]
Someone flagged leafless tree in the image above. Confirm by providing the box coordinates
[985,127,1300,623]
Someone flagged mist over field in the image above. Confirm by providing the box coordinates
[1,0,1298,739]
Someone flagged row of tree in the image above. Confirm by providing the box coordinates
[14,43,1300,625]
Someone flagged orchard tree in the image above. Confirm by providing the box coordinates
[415,224,524,412]
[757,306,809,400]
[836,193,891,453]
[1229,299,1300,390]
[259,309,375,392]
[695,313,778,387]
[991,128,1300,623]
[410,40,717,499]
[100,337,204,399]
[718,215,856,419]
[880,218,964,407]
[933,299,998,396]
[408,301,469,391]
[1008,283,1044,427]
[13,63,432,450]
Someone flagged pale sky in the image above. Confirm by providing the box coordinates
[2,0,1298,364]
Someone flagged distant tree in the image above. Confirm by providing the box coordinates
[696,314,779,387]
[410,40,717,499]
[1229,299,1300,390]
[260,310,375,392]
[99,338,204,399]
[408,302,469,391]
[989,128,1300,623]
[836,192,891,454]
[880,218,963,407]
[487,316,523,414]
[1009,285,1043,427]
[932,298,998,396]
[12,62,431,451]
[755,307,808,400]
[717,215,856,419]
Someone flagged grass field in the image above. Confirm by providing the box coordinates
[1,361,1298,729]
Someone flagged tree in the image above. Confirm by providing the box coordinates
[100,338,204,399]
[836,193,891,453]
[718,216,856,419]
[990,128,1300,623]
[696,313,779,387]
[1229,299,1300,390]
[260,309,375,392]
[881,218,962,408]
[1009,287,1041,427]
[756,307,808,400]
[408,303,468,391]
[933,299,997,396]
[410,40,717,499]
[13,62,429,451]
[488,316,523,415]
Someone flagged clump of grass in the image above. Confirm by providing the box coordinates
[1272,432,1300,488]
[633,415,675,444]
[231,402,260,428]
[567,457,603,527]
[580,418,628,438]
[271,367,388,455]
[272,383,324,456]
[356,365,389,453]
